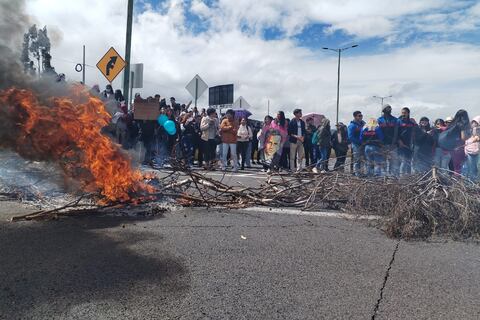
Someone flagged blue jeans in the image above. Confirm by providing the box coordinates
[154,139,168,167]
[382,145,399,176]
[434,148,451,170]
[364,145,383,176]
[351,144,363,176]
[315,146,329,170]
[466,154,479,180]
[398,147,412,176]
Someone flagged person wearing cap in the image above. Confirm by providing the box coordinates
[397,107,417,175]
[377,104,399,176]
[412,117,434,173]
[348,111,365,176]
[288,109,306,172]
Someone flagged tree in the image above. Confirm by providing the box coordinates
[21,24,56,77]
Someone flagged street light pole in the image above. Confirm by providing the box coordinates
[373,95,392,108]
[123,0,134,106]
[322,45,358,125]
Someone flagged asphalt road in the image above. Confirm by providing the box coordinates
[1,202,480,319]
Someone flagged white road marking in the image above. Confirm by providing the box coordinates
[241,206,381,221]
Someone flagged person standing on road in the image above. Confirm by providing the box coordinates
[312,117,331,173]
[465,117,480,180]
[431,119,450,169]
[200,108,219,170]
[237,117,253,170]
[397,107,417,175]
[220,109,239,172]
[288,109,306,172]
[268,111,289,173]
[304,117,315,167]
[360,118,384,177]
[331,122,349,171]
[258,115,274,171]
[377,105,399,176]
[412,117,435,173]
[348,111,365,176]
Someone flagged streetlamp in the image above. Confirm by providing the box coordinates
[373,95,392,108]
[322,45,358,125]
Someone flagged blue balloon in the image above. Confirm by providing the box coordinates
[157,114,168,126]
[164,120,176,135]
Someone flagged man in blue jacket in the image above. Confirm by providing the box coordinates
[288,109,306,172]
[347,110,365,176]
[397,107,417,175]
[377,104,399,176]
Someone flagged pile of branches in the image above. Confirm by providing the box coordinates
[4,160,480,240]
[160,164,480,240]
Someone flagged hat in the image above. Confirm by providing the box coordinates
[445,116,454,122]
[382,104,392,112]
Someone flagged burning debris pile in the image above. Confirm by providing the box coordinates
[0,86,155,203]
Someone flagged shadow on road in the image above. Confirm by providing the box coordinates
[0,214,189,318]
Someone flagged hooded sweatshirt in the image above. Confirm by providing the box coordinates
[347,120,365,146]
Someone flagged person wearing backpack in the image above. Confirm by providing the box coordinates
[465,117,480,180]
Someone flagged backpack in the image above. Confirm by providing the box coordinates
[311,130,320,145]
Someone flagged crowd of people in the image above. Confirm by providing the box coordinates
[93,84,480,181]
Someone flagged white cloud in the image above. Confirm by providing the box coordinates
[24,0,480,124]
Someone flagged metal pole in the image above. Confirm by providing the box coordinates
[336,49,341,125]
[123,0,134,104]
[195,78,198,109]
[82,45,85,84]
[130,71,134,109]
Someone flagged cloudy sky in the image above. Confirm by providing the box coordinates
[25,0,480,122]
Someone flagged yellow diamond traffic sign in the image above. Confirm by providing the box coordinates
[96,47,126,83]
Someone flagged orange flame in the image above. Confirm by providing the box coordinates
[0,85,154,203]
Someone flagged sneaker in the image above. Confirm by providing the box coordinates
[312,167,318,174]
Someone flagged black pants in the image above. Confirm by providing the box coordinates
[334,148,348,171]
[304,142,312,166]
[237,141,249,169]
[203,139,216,164]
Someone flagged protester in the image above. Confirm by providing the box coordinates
[245,119,254,168]
[200,108,219,170]
[438,110,470,174]
[193,114,204,167]
[412,117,435,173]
[431,119,450,169]
[139,119,156,166]
[288,109,306,172]
[377,105,399,176]
[102,84,114,99]
[348,111,365,176]
[280,118,291,170]
[312,117,331,173]
[237,117,253,170]
[304,118,315,167]
[268,111,288,173]
[114,89,125,102]
[331,122,349,171]
[251,123,260,165]
[397,107,416,175]
[465,117,480,180]
[180,111,196,166]
[361,118,384,176]
[220,109,238,171]
[258,115,273,171]
[153,110,169,169]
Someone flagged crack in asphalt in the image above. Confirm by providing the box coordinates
[371,241,400,320]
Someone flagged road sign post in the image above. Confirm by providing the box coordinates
[186,75,208,109]
[96,47,126,83]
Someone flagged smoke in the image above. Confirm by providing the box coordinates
[0,0,31,89]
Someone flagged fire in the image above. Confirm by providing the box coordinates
[0,85,154,203]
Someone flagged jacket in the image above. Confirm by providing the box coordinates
[347,120,365,146]
[200,116,219,141]
[377,115,398,145]
[287,118,306,143]
[398,117,417,149]
[331,126,349,153]
[360,127,384,146]
[220,118,238,144]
